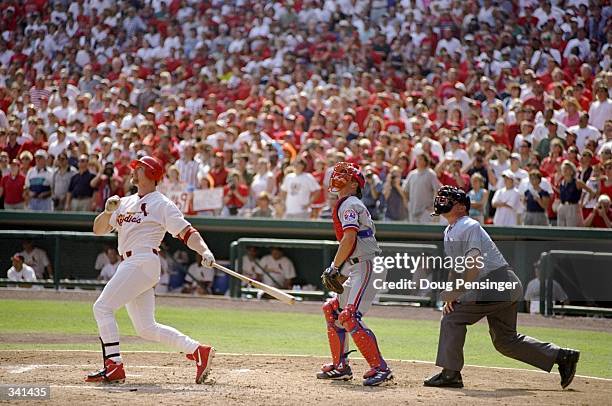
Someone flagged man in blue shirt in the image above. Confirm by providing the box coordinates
[65,154,96,211]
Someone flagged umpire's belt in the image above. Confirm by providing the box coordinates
[357,229,373,238]
[121,248,159,260]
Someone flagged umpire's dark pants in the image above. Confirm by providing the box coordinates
[435,274,560,372]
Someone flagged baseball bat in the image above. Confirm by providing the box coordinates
[212,262,296,305]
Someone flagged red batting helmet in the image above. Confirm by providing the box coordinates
[130,156,164,182]
[328,162,365,192]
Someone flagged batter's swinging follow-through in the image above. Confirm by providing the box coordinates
[87,156,216,384]
[423,186,580,389]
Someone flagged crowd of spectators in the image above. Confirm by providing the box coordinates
[0,0,611,227]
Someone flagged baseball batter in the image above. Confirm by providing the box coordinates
[319,162,392,386]
[87,156,216,384]
[423,186,580,389]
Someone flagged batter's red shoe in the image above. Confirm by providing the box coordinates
[187,345,215,384]
[85,359,126,384]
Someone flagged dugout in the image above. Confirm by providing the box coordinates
[229,238,440,304]
[1,210,611,314]
[537,250,612,316]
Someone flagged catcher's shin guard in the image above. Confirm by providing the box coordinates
[322,298,349,368]
[339,305,388,370]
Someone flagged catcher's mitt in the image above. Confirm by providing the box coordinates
[321,265,347,294]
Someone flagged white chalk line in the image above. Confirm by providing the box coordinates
[6,365,39,374]
[49,384,212,392]
[3,364,179,373]
[1,349,610,383]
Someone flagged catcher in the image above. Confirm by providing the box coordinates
[318,162,393,386]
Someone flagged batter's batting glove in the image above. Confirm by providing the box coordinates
[104,195,121,214]
[201,249,215,268]
[321,264,345,294]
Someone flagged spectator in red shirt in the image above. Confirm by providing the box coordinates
[436,158,470,192]
[115,152,132,178]
[523,81,546,112]
[153,133,179,167]
[2,128,20,160]
[209,152,228,187]
[0,159,26,209]
[223,171,248,216]
[583,194,612,228]
[18,126,47,156]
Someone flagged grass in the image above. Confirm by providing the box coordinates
[1,299,611,378]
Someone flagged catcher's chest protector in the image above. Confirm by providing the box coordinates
[332,196,351,241]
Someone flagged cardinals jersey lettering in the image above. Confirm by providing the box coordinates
[332,196,380,258]
[110,191,189,256]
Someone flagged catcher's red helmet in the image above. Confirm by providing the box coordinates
[328,162,365,192]
[130,156,164,182]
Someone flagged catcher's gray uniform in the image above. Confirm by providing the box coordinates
[335,196,385,315]
[436,216,560,372]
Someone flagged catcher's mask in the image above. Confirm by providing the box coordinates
[329,162,365,193]
[431,185,470,216]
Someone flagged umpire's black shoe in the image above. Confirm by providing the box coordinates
[557,348,580,389]
[423,369,463,388]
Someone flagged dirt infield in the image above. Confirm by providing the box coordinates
[2,290,611,405]
[1,350,611,406]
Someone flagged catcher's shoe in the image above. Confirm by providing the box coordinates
[85,359,125,384]
[423,369,463,388]
[363,367,378,379]
[363,367,393,386]
[557,348,580,389]
[187,345,215,384]
[316,363,353,381]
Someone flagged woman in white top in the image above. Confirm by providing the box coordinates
[249,158,275,208]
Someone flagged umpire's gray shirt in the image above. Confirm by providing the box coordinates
[444,216,509,279]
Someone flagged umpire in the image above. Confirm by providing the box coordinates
[424,186,579,389]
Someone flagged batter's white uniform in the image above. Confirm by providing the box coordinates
[93,191,200,360]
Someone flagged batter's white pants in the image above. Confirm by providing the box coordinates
[93,252,200,358]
